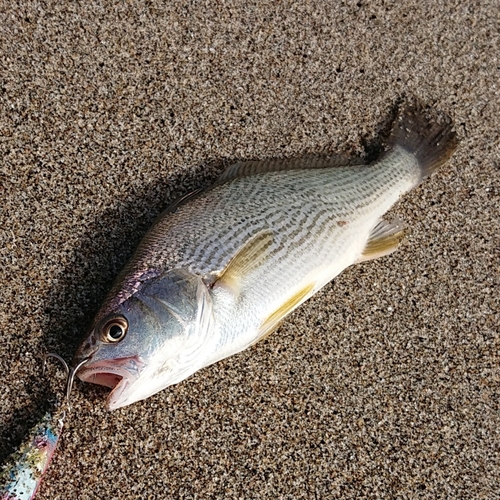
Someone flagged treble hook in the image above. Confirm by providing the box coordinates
[43,353,89,403]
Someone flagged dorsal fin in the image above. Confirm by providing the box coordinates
[216,153,367,184]
[206,229,274,295]
[156,187,205,218]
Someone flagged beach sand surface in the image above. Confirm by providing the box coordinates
[1,1,498,498]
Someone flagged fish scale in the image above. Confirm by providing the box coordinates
[132,149,414,277]
[121,147,419,363]
[71,103,458,410]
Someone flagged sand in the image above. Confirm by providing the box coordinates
[1,1,498,498]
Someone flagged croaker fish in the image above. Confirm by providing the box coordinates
[72,103,457,410]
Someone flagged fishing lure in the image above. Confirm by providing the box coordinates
[0,410,64,500]
[0,354,81,500]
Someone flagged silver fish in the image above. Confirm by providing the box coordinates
[71,103,457,410]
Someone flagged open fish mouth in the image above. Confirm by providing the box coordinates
[77,356,145,409]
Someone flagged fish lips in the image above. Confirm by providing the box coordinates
[77,356,145,410]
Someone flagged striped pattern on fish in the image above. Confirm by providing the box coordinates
[112,147,417,299]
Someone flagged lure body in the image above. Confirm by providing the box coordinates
[0,412,62,500]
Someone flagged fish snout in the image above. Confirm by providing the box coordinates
[72,330,99,366]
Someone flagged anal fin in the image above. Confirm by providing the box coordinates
[357,219,406,263]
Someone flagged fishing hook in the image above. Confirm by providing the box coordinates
[43,353,89,403]
[43,352,69,377]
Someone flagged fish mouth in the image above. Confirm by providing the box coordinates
[77,356,145,410]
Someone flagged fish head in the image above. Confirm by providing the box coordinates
[73,268,214,410]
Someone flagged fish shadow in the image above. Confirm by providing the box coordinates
[39,158,227,360]
[0,101,400,462]
[0,158,226,463]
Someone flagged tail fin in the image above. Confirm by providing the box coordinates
[388,102,458,181]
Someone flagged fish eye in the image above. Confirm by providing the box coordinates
[102,316,128,343]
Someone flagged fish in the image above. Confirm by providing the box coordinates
[0,411,63,500]
[71,102,458,410]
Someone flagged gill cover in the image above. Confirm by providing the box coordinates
[77,268,215,409]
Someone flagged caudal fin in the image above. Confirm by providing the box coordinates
[388,102,458,181]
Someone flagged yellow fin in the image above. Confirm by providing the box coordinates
[212,229,274,294]
[255,282,315,344]
[357,219,406,263]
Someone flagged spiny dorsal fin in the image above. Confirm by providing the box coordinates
[357,219,407,263]
[208,229,274,294]
[158,187,205,217]
[216,154,367,185]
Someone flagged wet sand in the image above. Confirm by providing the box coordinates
[1,1,498,498]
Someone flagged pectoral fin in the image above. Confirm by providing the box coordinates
[208,229,274,295]
[357,219,406,263]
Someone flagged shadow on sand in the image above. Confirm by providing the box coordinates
[0,99,401,462]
